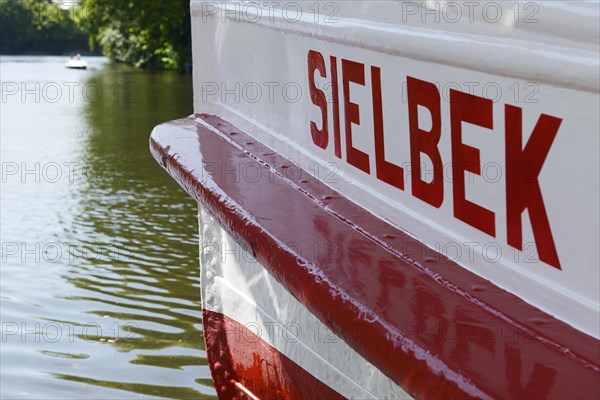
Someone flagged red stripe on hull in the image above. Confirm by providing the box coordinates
[203,309,345,400]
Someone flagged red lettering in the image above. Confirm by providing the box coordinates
[342,59,370,174]
[407,76,443,207]
[372,66,404,190]
[308,50,328,149]
[450,90,496,237]
[307,50,564,273]
[331,56,342,159]
[505,105,562,270]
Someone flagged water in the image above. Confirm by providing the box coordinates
[0,56,216,399]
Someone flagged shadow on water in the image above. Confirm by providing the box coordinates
[55,65,215,398]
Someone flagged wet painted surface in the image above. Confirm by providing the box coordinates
[202,309,346,400]
[151,114,600,399]
[0,56,216,399]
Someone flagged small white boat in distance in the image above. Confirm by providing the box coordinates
[65,54,87,70]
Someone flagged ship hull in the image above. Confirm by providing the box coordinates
[150,1,600,398]
[199,207,408,399]
[150,114,599,399]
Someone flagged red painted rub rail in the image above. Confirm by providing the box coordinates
[150,114,600,399]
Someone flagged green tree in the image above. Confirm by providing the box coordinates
[0,0,89,55]
[77,0,191,71]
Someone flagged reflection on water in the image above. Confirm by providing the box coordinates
[0,56,216,399]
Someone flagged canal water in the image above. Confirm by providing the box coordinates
[0,56,216,399]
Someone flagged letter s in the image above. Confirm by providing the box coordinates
[308,50,329,149]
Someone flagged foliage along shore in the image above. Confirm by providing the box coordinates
[0,0,191,71]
